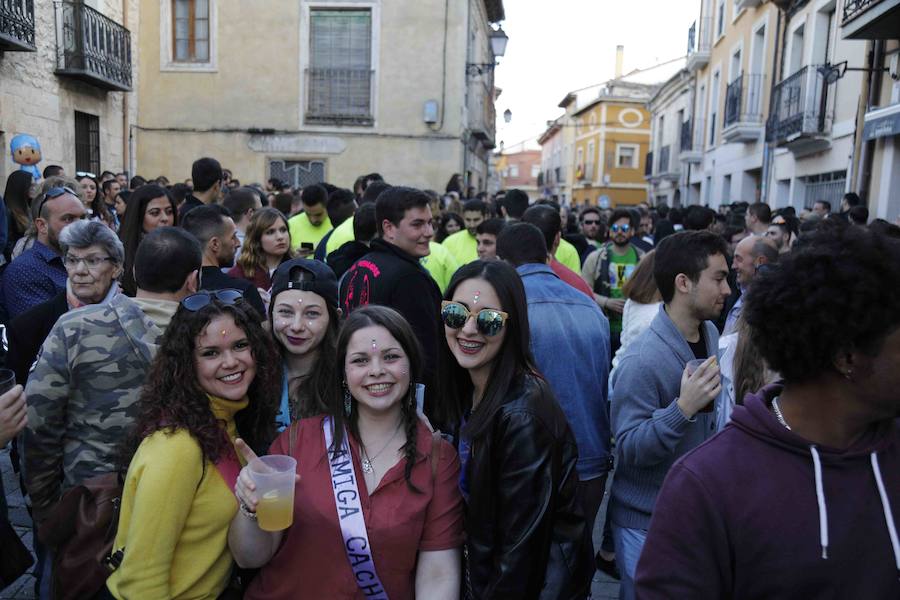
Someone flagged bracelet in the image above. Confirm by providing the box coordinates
[238,501,257,520]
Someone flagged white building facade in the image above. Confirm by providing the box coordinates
[647,69,693,206]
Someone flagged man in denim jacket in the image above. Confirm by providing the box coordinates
[497,222,612,552]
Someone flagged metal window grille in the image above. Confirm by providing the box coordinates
[802,171,846,209]
[74,111,100,175]
[269,160,326,189]
[306,9,373,125]
[173,0,209,62]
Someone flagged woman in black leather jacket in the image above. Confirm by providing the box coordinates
[435,260,592,599]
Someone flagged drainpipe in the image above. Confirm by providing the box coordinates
[761,8,783,205]
[857,40,884,203]
[122,0,130,175]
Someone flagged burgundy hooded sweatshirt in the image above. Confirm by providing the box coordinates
[635,384,900,599]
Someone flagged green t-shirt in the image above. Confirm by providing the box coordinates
[420,242,460,293]
[555,238,582,274]
[442,230,478,266]
[288,213,332,252]
[608,246,639,334]
[325,218,355,256]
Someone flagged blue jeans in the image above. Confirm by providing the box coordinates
[612,525,647,600]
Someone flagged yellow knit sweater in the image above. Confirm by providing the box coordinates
[106,395,247,600]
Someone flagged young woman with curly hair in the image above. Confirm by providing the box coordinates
[104,292,280,600]
[229,305,464,600]
[228,207,292,306]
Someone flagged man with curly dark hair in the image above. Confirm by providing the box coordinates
[636,226,900,599]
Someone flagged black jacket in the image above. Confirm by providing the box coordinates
[6,291,68,385]
[199,266,267,320]
[339,239,441,388]
[464,374,593,599]
[327,240,370,281]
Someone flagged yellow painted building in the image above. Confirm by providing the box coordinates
[570,81,655,206]
[133,0,504,190]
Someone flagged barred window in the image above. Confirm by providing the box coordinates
[74,111,101,176]
[306,9,374,126]
[173,0,209,62]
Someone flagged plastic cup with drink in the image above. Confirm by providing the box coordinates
[0,369,16,395]
[249,455,297,531]
[686,357,717,413]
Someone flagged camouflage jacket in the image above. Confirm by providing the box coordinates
[22,294,175,522]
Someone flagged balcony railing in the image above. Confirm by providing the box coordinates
[0,0,35,51]
[843,0,887,22]
[54,1,132,91]
[686,17,712,71]
[305,68,375,126]
[680,119,693,151]
[767,65,831,152]
[658,146,671,174]
[468,77,496,149]
[725,74,765,128]
[840,0,900,39]
[644,151,654,177]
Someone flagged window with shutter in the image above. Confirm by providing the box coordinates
[75,111,101,176]
[173,0,210,62]
[306,9,374,126]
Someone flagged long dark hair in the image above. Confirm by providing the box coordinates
[436,260,541,441]
[125,299,280,465]
[4,170,34,235]
[119,184,178,296]
[270,290,340,419]
[330,306,424,491]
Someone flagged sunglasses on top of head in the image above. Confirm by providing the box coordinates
[441,300,508,337]
[181,289,244,312]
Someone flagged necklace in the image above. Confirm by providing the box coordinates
[361,421,402,474]
[772,396,792,431]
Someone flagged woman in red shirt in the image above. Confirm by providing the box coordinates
[229,305,463,599]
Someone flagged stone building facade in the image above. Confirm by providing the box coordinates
[0,0,137,180]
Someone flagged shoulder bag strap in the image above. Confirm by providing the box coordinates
[322,417,390,600]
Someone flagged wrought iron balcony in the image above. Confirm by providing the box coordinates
[657,145,679,180]
[1,0,34,51]
[680,119,693,152]
[680,118,704,163]
[54,1,132,91]
[305,68,375,126]
[686,18,712,72]
[840,0,900,40]
[767,66,832,156]
[723,74,766,143]
[468,77,497,149]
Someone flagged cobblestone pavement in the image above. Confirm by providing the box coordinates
[2,448,620,599]
[1,447,35,599]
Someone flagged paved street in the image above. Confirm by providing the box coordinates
[1,448,620,599]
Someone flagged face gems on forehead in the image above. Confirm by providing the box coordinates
[473,290,482,305]
[221,329,228,337]
[297,298,303,304]
[371,339,378,351]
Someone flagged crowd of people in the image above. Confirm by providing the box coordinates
[0,156,897,600]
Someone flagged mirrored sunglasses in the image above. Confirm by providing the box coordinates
[441,300,508,337]
[610,223,631,233]
[181,289,244,312]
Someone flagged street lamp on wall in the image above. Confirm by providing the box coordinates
[466,26,508,76]
[503,109,512,123]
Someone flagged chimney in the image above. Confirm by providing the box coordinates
[615,45,624,79]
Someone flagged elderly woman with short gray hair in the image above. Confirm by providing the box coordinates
[6,220,124,385]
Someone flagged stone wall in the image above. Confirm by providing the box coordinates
[0,0,139,181]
